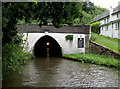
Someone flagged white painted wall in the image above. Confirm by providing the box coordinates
[100,19,104,25]
[98,10,120,39]
[23,33,85,55]
[112,14,117,21]
[100,22,120,39]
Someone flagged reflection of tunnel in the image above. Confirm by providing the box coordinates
[34,35,62,57]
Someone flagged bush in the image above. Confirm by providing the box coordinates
[65,35,73,41]
[91,22,100,34]
[2,33,34,79]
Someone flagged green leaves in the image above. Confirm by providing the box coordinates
[65,35,73,41]
[91,22,100,33]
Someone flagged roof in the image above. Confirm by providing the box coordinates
[17,24,90,34]
[92,11,110,22]
[92,5,120,22]
[112,5,120,14]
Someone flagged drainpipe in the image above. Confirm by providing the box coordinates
[112,23,114,38]
[110,6,113,38]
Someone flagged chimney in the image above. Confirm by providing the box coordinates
[110,6,113,22]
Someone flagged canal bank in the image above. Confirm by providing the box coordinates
[2,57,118,87]
[63,53,120,69]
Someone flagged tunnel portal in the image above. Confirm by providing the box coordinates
[34,35,62,57]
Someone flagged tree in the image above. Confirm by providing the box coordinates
[72,1,108,25]
[2,2,83,44]
[82,1,95,13]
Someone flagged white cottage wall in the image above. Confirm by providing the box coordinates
[23,33,85,55]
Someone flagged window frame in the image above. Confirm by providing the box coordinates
[115,22,120,30]
[78,38,84,48]
[105,25,108,31]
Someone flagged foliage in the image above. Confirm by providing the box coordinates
[71,2,108,25]
[91,6,108,18]
[91,22,101,33]
[2,33,34,78]
[14,2,108,26]
[82,1,95,13]
[65,35,73,41]
[2,2,83,44]
[91,32,120,54]
[81,11,92,25]
[90,35,96,41]
[63,53,120,69]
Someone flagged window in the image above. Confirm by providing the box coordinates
[118,22,119,29]
[78,38,84,48]
[107,18,109,23]
[117,14,118,18]
[104,19,106,24]
[105,25,108,31]
[115,23,119,30]
[112,23,113,29]
[118,22,120,30]
[101,27,103,30]
[115,23,117,28]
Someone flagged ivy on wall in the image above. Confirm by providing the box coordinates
[65,35,73,41]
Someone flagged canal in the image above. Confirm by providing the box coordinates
[3,57,118,87]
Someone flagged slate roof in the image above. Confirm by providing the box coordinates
[112,5,120,14]
[17,24,90,34]
[92,5,120,22]
[92,11,110,22]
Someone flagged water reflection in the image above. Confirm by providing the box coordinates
[3,57,118,87]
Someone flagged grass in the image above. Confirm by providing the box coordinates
[91,32,120,54]
[63,53,120,69]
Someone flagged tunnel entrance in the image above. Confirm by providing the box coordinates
[34,35,62,57]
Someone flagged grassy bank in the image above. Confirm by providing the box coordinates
[63,53,120,69]
[91,32,120,54]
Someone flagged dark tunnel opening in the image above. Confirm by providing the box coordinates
[34,35,62,57]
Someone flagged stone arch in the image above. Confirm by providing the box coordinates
[33,35,62,57]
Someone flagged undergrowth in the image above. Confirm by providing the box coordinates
[2,33,34,79]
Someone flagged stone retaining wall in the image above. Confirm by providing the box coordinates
[85,34,90,53]
[89,41,120,59]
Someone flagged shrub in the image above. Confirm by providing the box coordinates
[91,22,100,34]
[65,35,73,41]
[2,33,34,79]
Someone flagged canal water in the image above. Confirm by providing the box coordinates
[3,57,118,87]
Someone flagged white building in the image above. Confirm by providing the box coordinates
[17,24,91,57]
[92,5,120,39]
